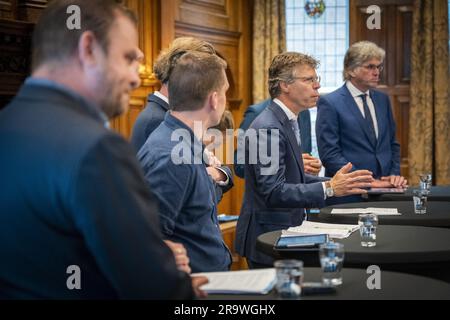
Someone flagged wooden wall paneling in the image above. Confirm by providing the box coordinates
[111,0,161,139]
[17,0,47,23]
[177,0,238,32]
[0,19,33,109]
[0,0,18,19]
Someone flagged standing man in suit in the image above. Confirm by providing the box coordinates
[234,99,321,178]
[131,37,233,200]
[235,52,374,268]
[316,41,407,197]
[0,0,205,299]
[138,52,232,273]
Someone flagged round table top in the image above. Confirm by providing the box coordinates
[314,201,450,227]
[366,186,450,202]
[256,225,450,265]
[207,267,450,300]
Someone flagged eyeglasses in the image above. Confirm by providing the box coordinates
[291,75,321,85]
[361,64,384,72]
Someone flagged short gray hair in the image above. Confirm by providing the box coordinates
[343,41,385,81]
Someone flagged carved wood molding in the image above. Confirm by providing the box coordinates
[175,21,241,45]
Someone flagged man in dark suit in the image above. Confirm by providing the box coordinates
[234,99,321,178]
[138,52,232,273]
[0,0,206,299]
[316,41,407,200]
[235,52,374,268]
[131,37,233,200]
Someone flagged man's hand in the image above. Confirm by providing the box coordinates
[204,149,222,167]
[164,240,191,274]
[330,162,374,197]
[380,175,408,188]
[302,153,322,175]
[206,166,227,183]
[191,276,209,298]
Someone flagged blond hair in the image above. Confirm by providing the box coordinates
[153,37,216,84]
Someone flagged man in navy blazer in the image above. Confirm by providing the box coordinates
[235,52,374,268]
[316,41,407,198]
[131,37,233,200]
[234,99,322,178]
[0,0,205,299]
[138,52,232,273]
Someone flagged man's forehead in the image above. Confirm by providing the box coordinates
[293,64,316,75]
[363,58,382,64]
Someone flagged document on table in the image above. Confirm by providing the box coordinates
[330,207,401,215]
[192,269,276,294]
[282,221,359,239]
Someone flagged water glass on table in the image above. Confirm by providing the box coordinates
[274,259,304,299]
[358,213,378,247]
[413,189,428,214]
[419,173,432,193]
[319,242,344,286]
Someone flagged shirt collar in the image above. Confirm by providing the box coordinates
[154,91,169,104]
[346,80,370,98]
[273,98,298,121]
[25,77,110,128]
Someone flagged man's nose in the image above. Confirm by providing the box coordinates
[130,68,141,90]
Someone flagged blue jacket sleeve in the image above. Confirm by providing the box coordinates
[386,97,401,175]
[316,97,351,176]
[234,107,260,178]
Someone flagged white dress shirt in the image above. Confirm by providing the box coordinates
[346,81,379,138]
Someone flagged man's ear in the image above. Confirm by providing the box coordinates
[209,91,218,111]
[280,81,290,94]
[77,31,102,67]
[348,68,357,78]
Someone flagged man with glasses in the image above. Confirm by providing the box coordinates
[235,52,374,268]
[316,41,407,204]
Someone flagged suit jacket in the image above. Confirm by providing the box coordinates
[234,99,312,178]
[131,93,233,199]
[316,84,400,178]
[0,81,193,299]
[235,101,328,266]
[131,93,168,152]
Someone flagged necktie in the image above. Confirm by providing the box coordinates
[290,119,301,146]
[359,94,377,144]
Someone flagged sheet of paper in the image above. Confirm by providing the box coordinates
[282,221,359,239]
[330,207,401,215]
[192,269,276,294]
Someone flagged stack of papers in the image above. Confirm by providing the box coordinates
[331,208,401,216]
[282,221,359,239]
[192,269,276,294]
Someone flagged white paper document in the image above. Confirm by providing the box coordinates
[192,269,276,294]
[330,207,401,215]
[282,221,359,239]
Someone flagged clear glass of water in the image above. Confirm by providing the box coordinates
[319,242,344,286]
[358,213,378,247]
[274,260,304,299]
[419,173,432,193]
[413,189,428,214]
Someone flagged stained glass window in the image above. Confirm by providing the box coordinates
[286,0,350,159]
[286,0,349,92]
